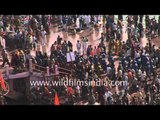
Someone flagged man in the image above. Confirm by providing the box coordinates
[88,92,96,105]
[67,40,73,52]
[139,15,144,23]
[104,88,113,105]
[158,16,160,38]
[32,35,37,51]
[84,15,91,28]
[1,49,10,67]
[112,22,117,39]
[76,40,81,55]
[41,29,47,46]
[133,15,138,28]
[106,65,112,80]
[79,15,84,30]
[81,37,88,55]
[98,33,105,42]
[118,15,123,28]
[57,35,62,45]
[90,48,94,57]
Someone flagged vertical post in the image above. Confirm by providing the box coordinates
[5,64,9,78]
[29,59,32,73]
[5,65,13,92]
[55,65,59,75]
[46,66,50,76]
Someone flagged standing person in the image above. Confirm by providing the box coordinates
[1,49,10,67]
[67,40,73,52]
[57,35,62,45]
[158,16,160,38]
[139,15,144,23]
[98,33,105,42]
[94,46,97,55]
[118,15,123,28]
[114,39,119,55]
[85,15,91,28]
[79,15,83,30]
[133,15,138,28]
[32,35,37,51]
[81,37,88,55]
[62,15,67,32]
[41,29,47,46]
[104,88,113,105]
[76,40,81,55]
[90,47,94,57]
[0,36,5,49]
[112,22,117,39]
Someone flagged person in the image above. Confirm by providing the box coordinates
[104,88,113,105]
[158,16,160,38]
[32,35,37,51]
[57,35,62,45]
[90,48,94,57]
[133,15,138,28]
[41,29,47,46]
[81,37,88,55]
[88,92,96,105]
[118,15,123,28]
[76,40,81,55]
[139,15,144,23]
[98,33,105,42]
[1,49,10,67]
[112,22,117,39]
[67,40,73,52]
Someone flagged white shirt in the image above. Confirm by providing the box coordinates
[135,52,140,58]
[41,30,46,38]
[107,67,112,74]
[113,23,117,31]
[118,69,122,77]
[124,75,128,81]
[0,21,3,26]
[141,72,146,81]
[94,16,97,23]
[85,15,90,24]
[137,69,142,76]
[76,42,81,49]
[104,91,112,101]
[0,36,5,48]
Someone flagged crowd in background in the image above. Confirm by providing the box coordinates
[1,15,160,105]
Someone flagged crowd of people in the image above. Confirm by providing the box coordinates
[1,15,160,105]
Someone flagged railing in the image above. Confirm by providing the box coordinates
[57,66,72,75]
[3,59,72,78]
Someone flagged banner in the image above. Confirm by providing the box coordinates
[67,52,75,62]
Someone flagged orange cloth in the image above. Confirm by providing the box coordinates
[0,71,6,91]
[54,93,60,105]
